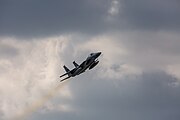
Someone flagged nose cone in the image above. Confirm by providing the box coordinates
[96,52,101,57]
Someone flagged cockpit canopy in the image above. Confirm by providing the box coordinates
[88,53,94,57]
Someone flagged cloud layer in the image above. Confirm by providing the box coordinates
[0,36,73,119]
[1,0,179,37]
[0,32,180,120]
[1,0,180,120]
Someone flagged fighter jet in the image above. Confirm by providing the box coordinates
[60,52,101,82]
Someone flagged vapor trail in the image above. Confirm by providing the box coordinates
[12,80,69,120]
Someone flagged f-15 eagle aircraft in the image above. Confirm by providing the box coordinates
[60,52,101,82]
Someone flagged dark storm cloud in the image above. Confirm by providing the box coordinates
[30,71,180,120]
[69,71,180,120]
[121,0,180,30]
[0,0,109,37]
[1,0,180,37]
[1,1,180,119]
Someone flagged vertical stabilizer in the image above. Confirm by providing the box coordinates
[63,65,70,72]
[73,61,79,67]
[60,65,71,78]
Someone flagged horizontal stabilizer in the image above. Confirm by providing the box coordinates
[60,65,71,77]
[60,72,68,78]
[60,76,71,82]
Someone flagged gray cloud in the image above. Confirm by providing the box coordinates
[0,43,19,58]
[30,71,180,120]
[122,0,180,30]
[1,0,180,37]
[0,34,180,120]
[1,0,180,120]
[113,31,180,70]
[0,0,109,37]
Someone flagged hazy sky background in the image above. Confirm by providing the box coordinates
[0,0,180,120]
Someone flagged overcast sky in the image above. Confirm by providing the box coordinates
[0,0,180,120]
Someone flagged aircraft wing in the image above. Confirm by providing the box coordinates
[79,59,91,68]
[60,76,71,82]
[79,61,86,68]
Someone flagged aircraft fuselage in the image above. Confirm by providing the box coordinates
[60,52,101,82]
[71,52,101,76]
